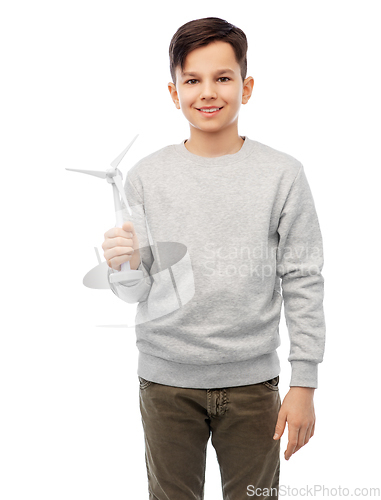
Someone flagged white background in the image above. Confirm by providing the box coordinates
[1,0,380,498]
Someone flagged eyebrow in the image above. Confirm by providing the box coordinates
[181,69,235,77]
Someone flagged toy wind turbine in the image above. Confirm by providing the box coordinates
[66,134,144,284]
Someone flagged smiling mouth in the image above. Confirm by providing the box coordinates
[196,107,223,112]
[196,107,224,115]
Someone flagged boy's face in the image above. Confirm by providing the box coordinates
[168,41,253,135]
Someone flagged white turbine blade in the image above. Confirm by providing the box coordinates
[66,168,107,179]
[113,174,132,216]
[94,247,102,265]
[110,134,139,169]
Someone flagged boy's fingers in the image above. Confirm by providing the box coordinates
[304,425,313,445]
[102,235,133,253]
[122,220,134,233]
[310,422,315,438]
[103,243,134,264]
[107,253,133,269]
[104,226,130,239]
[103,226,133,243]
[284,426,299,460]
[108,246,134,259]
[273,411,286,440]
[293,425,308,454]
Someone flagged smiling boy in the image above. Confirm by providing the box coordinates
[168,39,248,157]
[103,17,326,500]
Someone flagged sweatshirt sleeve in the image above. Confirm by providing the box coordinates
[276,164,326,388]
[107,174,154,304]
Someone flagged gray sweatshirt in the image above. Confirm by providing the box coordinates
[108,136,326,389]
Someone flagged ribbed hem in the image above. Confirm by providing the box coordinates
[290,361,319,388]
[137,351,281,389]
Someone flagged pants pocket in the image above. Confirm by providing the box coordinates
[138,376,154,390]
[262,375,280,391]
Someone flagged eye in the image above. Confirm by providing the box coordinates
[185,79,198,84]
[218,77,230,82]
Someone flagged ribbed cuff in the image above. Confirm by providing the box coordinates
[107,264,151,303]
[117,262,146,287]
[107,262,146,286]
[290,361,318,388]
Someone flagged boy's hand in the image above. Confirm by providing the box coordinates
[273,387,315,461]
[102,220,141,271]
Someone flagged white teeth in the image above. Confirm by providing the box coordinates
[199,108,220,112]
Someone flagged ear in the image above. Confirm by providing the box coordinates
[168,82,180,109]
[242,76,254,105]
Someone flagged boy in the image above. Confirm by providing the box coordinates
[102,17,325,500]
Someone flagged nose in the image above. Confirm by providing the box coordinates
[199,80,217,100]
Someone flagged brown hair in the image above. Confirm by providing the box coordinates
[169,17,248,86]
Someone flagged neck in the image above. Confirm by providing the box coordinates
[185,126,244,158]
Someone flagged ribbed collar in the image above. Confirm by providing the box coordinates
[172,135,255,167]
